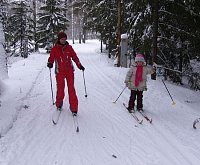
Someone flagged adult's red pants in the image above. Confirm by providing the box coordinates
[55,72,78,112]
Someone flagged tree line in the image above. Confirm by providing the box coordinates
[1,0,200,90]
[1,0,70,56]
[76,0,200,90]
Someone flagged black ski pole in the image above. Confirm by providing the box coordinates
[113,86,127,104]
[49,68,55,105]
[156,68,176,105]
[82,71,87,97]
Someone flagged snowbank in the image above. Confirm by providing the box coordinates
[0,53,47,136]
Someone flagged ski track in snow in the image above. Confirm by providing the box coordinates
[0,40,200,165]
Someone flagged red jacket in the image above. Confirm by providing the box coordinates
[48,42,81,74]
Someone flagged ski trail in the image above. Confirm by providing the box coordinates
[0,41,200,165]
[143,79,200,165]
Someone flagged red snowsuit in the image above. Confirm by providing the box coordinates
[48,41,81,112]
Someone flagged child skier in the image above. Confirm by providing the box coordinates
[124,54,155,113]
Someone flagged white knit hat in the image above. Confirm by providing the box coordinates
[135,54,145,62]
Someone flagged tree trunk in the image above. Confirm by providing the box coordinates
[33,0,38,52]
[108,0,112,58]
[72,4,75,44]
[0,5,8,79]
[151,0,159,80]
[82,27,86,43]
[117,0,121,67]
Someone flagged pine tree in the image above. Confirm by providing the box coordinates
[84,0,119,57]
[156,1,200,85]
[125,0,153,55]
[5,0,34,58]
[125,0,200,88]
[70,0,87,43]
[37,0,69,52]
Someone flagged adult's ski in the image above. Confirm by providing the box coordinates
[52,108,79,132]
[138,111,153,123]
[193,118,200,129]
[72,114,79,132]
[52,108,62,125]
[123,103,143,124]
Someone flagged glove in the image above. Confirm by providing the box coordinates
[47,62,53,68]
[79,64,85,71]
[125,81,130,87]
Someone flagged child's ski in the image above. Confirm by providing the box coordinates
[138,111,153,123]
[123,103,143,124]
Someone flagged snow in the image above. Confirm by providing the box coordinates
[0,40,200,165]
[121,33,128,39]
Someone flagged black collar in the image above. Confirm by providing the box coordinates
[57,41,69,46]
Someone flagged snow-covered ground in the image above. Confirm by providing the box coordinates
[0,40,200,165]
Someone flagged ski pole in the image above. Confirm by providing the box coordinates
[49,68,55,105]
[113,85,127,104]
[156,68,176,105]
[82,71,87,97]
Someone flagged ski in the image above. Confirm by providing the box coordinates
[123,103,143,124]
[72,114,79,132]
[138,111,153,123]
[193,118,200,129]
[52,108,62,125]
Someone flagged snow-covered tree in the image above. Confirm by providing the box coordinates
[84,0,119,57]
[5,0,34,58]
[0,2,8,80]
[125,0,200,88]
[0,1,8,99]
[82,0,200,89]
[37,0,69,52]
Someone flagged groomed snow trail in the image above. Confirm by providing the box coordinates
[0,40,200,165]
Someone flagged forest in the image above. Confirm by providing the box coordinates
[0,0,200,90]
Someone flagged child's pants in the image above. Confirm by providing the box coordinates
[128,90,143,110]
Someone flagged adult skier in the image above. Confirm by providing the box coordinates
[47,32,85,115]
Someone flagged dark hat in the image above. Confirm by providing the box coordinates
[58,32,67,40]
